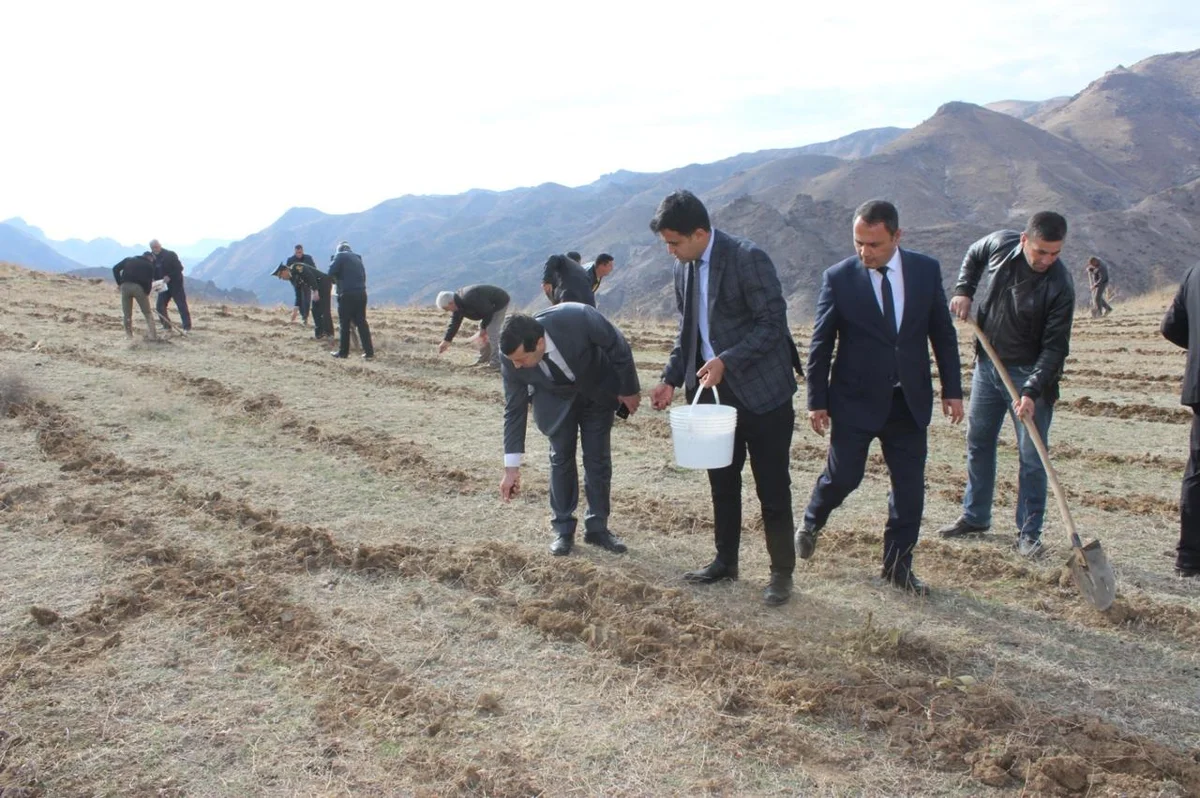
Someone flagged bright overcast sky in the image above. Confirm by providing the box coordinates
[2,0,1198,245]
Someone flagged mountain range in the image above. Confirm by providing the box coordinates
[7,48,1199,320]
[0,217,232,270]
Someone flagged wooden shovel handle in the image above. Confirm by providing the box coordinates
[967,321,1082,549]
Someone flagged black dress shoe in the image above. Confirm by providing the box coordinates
[763,572,792,606]
[795,523,822,560]
[549,535,574,556]
[1176,564,1200,578]
[936,516,989,538]
[583,529,627,554]
[330,351,348,359]
[882,564,930,596]
[683,561,738,584]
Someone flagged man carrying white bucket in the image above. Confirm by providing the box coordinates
[648,190,804,607]
[498,305,641,556]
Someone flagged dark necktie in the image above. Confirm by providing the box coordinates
[879,265,897,335]
[544,355,572,385]
[682,260,700,392]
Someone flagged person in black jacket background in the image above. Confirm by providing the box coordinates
[541,254,595,306]
[938,212,1075,558]
[150,239,191,331]
[436,284,510,368]
[327,241,374,360]
[286,244,315,325]
[113,252,159,340]
[1161,265,1200,577]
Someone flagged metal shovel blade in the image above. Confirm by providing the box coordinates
[1067,540,1117,611]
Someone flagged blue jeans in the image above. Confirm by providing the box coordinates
[961,359,1053,539]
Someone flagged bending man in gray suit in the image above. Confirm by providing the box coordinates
[499,304,641,556]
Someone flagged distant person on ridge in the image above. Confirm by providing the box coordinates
[286,244,315,325]
[435,284,510,369]
[1162,264,1200,578]
[541,253,595,306]
[583,253,615,295]
[327,241,375,360]
[150,239,191,332]
[1086,256,1113,317]
[937,212,1075,558]
[112,251,159,341]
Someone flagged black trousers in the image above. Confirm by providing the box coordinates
[1179,407,1200,570]
[336,292,374,357]
[314,282,334,338]
[803,387,927,572]
[693,387,796,575]
[156,284,192,330]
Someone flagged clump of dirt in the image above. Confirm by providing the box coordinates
[28,606,60,627]
[1065,396,1189,424]
[0,370,34,416]
[241,393,283,414]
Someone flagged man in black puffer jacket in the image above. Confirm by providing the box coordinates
[327,241,375,360]
[937,212,1075,558]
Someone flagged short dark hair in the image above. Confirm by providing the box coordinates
[595,253,614,265]
[499,314,544,356]
[853,199,900,235]
[1024,211,1068,242]
[566,251,581,263]
[649,190,711,235]
[294,244,303,250]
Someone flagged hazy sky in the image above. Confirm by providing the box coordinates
[2,1,1198,246]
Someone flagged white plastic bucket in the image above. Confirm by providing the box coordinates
[670,386,738,469]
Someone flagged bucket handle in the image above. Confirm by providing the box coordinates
[691,385,721,406]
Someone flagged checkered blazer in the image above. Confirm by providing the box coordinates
[661,229,798,414]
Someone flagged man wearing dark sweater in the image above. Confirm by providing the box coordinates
[327,241,375,360]
[436,284,511,368]
[112,252,158,340]
[150,239,191,332]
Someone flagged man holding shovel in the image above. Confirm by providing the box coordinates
[938,212,1075,558]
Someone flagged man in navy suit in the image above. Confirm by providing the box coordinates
[798,200,963,594]
[648,190,803,606]
[499,305,641,556]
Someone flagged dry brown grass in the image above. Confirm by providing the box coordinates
[1,261,1199,796]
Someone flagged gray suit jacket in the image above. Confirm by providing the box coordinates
[661,229,799,414]
[502,303,640,456]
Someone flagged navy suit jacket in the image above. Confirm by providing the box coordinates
[502,303,640,456]
[806,248,962,430]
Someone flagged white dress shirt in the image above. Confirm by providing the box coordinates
[868,247,905,333]
[695,232,717,361]
[504,332,575,467]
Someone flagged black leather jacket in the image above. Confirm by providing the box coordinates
[953,230,1075,402]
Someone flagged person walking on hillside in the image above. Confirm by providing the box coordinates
[286,244,315,325]
[541,253,595,306]
[112,252,159,341]
[798,200,963,595]
[647,190,804,607]
[1160,264,1200,578]
[937,212,1075,558]
[499,306,640,557]
[327,241,375,360]
[1086,256,1113,318]
[584,254,615,295]
[150,239,191,332]
[436,284,510,369]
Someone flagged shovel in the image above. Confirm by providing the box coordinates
[967,321,1117,611]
